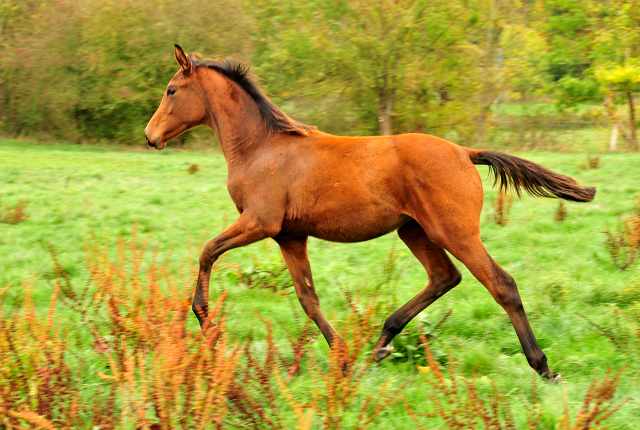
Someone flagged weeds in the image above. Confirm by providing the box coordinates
[0,198,28,224]
[228,243,294,293]
[577,307,639,352]
[238,260,292,293]
[188,163,200,174]
[405,337,628,429]
[579,155,601,170]
[492,190,513,227]
[374,240,406,289]
[604,196,640,270]
[388,310,452,366]
[556,201,567,222]
[558,369,628,429]
[0,226,631,428]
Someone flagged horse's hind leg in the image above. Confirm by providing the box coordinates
[374,219,462,362]
[441,235,559,381]
[276,236,345,350]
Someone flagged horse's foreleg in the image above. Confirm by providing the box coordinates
[276,236,345,350]
[374,220,461,362]
[193,213,270,332]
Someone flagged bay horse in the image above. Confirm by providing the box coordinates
[145,45,595,381]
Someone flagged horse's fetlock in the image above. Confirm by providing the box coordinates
[528,351,548,373]
[382,317,403,337]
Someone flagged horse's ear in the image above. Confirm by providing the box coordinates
[174,44,193,75]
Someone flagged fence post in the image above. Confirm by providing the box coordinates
[610,123,618,152]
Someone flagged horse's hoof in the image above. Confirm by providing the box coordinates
[374,345,394,362]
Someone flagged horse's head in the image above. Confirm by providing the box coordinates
[145,45,208,150]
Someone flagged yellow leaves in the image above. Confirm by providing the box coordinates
[417,365,430,374]
[595,59,640,88]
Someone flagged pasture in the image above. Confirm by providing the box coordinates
[1,139,639,428]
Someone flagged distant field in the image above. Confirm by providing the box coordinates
[1,140,639,427]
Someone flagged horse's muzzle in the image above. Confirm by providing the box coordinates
[145,135,161,148]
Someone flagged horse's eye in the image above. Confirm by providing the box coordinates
[167,88,176,96]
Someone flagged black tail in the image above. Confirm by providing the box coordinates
[469,150,596,203]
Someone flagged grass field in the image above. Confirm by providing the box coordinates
[1,139,639,428]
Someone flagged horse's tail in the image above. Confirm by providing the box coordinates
[467,149,596,202]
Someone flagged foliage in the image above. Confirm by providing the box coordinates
[555,201,567,222]
[578,154,601,170]
[405,337,627,429]
[492,190,513,227]
[0,0,251,144]
[385,310,450,366]
[0,198,28,224]
[187,163,199,175]
[6,0,635,145]
[252,0,483,138]
[604,196,640,270]
[578,306,640,352]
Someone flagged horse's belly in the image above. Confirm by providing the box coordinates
[284,210,411,243]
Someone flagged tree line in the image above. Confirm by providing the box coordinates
[0,0,638,149]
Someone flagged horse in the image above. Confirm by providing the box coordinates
[145,45,595,382]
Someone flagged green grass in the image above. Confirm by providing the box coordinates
[1,139,640,427]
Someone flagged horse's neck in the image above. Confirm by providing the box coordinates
[202,82,268,165]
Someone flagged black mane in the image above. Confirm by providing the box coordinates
[191,56,314,136]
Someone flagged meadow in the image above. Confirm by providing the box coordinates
[1,139,639,428]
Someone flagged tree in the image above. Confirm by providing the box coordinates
[589,0,640,150]
[595,61,640,150]
[252,0,482,137]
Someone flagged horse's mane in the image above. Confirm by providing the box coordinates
[191,56,314,136]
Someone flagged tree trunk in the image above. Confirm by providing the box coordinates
[378,97,393,136]
[627,91,638,151]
